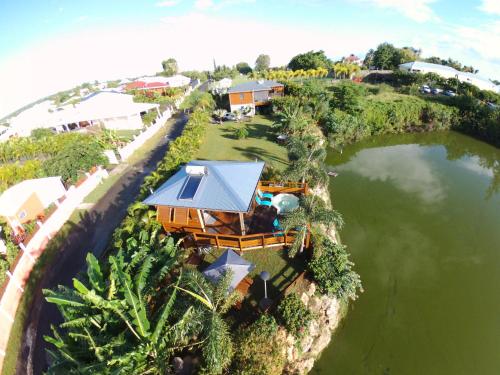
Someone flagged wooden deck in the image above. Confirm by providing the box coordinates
[192,230,308,252]
[158,180,310,251]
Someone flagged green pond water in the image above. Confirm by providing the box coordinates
[313,131,500,375]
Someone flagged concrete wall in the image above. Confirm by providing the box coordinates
[102,113,144,130]
[117,107,172,161]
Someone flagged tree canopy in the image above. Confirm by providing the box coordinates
[235,62,252,74]
[288,50,331,71]
[255,54,271,71]
[161,58,178,76]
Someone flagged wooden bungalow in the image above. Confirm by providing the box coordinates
[143,160,309,252]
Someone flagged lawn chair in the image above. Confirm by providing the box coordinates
[272,218,284,237]
[255,195,272,207]
[256,188,273,200]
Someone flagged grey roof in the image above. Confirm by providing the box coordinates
[143,160,265,212]
[228,80,284,93]
[203,249,255,291]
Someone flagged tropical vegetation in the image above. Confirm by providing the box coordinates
[309,235,363,301]
[232,314,286,375]
[276,293,313,338]
[0,132,109,192]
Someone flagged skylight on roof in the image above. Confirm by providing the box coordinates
[179,175,203,200]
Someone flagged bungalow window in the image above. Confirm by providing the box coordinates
[18,210,27,220]
[239,93,245,100]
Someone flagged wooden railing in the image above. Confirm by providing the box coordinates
[192,230,301,252]
[258,181,308,195]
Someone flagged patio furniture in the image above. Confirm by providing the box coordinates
[271,193,299,214]
[202,249,256,292]
[255,195,272,207]
[256,188,273,200]
[272,218,283,231]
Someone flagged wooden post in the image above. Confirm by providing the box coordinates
[238,212,246,235]
[197,209,206,233]
[215,235,220,248]
[261,235,265,248]
[284,232,287,245]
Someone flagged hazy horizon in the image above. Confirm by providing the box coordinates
[1,0,499,118]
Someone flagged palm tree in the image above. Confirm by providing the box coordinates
[272,98,312,136]
[282,194,344,257]
[213,109,227,124]
[285,134,328,186]
[176,269,241,374]
[43,237,190,373]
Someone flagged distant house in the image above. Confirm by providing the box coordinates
[125,80,170,94]
[125,75,191,93]
[0,177,66,233]
[399,61,500,93]
[143,160,309,252]
[6,92,160,137]
[343,54,363,66]
[227,80,284,115]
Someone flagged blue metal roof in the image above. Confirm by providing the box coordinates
[203,249,255,291]
[143,160,265,212]
[228,80,283,93]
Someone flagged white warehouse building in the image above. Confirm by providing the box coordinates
[399,61,500,93]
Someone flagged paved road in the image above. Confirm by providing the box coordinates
[16,113,188,375]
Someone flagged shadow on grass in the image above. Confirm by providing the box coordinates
[220,122,277,142]
[233,146,288,165]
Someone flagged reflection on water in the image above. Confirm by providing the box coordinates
[337,144,446,204]
[314,132,500,375]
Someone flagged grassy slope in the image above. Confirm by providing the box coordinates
[196,115,289,171]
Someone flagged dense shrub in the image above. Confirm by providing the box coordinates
[321,109,370,147]
[276,293,313,338]
[309,236,362,301]
[0,160,44,193]
[43,138,107,183]
[0,132,98,164]
[232,315,286,375]
[330,81,367,114]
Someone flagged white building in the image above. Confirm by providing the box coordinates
[5,92,160,139]
[210,78,233,94]
[0,177,67,233]
[399,61,500,93]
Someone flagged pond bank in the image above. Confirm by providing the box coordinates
[282,184,344,374]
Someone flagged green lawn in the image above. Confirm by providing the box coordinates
[196,115,289,170]
[115,129,141,142]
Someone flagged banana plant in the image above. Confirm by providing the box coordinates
[43,238,192,374]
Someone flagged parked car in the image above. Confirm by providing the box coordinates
[444,90,456,97]
[420,85,431,94]
[431,88,443,95]
[222,112,237,121]
[487,102,498,109]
